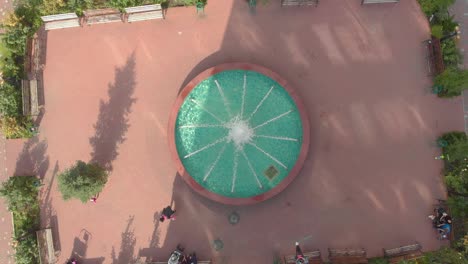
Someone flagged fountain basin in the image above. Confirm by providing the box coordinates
[168,63,310,205]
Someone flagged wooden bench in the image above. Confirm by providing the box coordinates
[83,8,123,25]
[383,243,422,264]
[41,13,80,30]
[146,261,211,264]
[329,248,368,264]
[125,5,164,22]
[284,250,323,264]
[424,37,445,76]
[362,0,399,4]
[22,79,39,116]
[36,228,56,264]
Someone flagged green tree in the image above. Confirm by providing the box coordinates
[418,0,456,16]
[434,68,468,97]
[441,39,462,68]
[58,161,108,203]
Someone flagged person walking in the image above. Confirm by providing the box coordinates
[160,206,176,222]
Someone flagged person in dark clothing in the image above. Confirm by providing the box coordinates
[160,206,176,222]
[295,242,309,264]
[188,252,198,264]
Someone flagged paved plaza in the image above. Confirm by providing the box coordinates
[2,0,466,263]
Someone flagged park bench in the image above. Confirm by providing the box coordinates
[424,37,444,76]
[383,243,422,264]
[361,0,399,4]
[284,249,323,264]
[281,0,319,7]
[125,5,164,22]
[147,260,211,264]
[434,199,455,242]
[328,248,368,264]
[36,228,57,264]
[22,79,40,116]
[41,13,80,30]
[83,8,123,25]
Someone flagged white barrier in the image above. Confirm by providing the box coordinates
[125,4,164,22]
[41,13,80,30]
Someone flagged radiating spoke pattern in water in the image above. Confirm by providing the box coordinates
[248,142,287,169]
[240,73,247,119]
[253,110,292,130]
[203,142,228,182]
[190,99,224,123]
[248,86,274,121]
[184,137,227,159]
[255,135,298,141]
[179,72,305,195]
[231,151,239,193]
[215,80,232,118]
[180,124,225,129]
[241,149,263,189]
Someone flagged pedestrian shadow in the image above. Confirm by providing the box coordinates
[13,137,49,179]
[111,215,137,264]
[89,53,137,171]
[67,229,105,264]
[69,229,92,261]
[137,211,160,261]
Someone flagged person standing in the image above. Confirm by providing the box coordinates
[295,242,309,264]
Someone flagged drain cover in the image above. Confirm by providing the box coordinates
[213,239,224,251]
[264,165,279,180]
[228,211,240,225]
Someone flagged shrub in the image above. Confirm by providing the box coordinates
[434,68,468,97]
[1,116,36,139]
[418,0,455,16]
[58,161,108,203]
[0,83,21,117]
[424,247,466,263]
[431,25,443,38]
[441,39,462,68]
[0,176,40,264]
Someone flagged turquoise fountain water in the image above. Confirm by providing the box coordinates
[175,69,303,198]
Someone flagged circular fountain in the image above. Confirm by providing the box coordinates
[168,63,310,205]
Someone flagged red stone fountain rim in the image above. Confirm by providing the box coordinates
[167,63,310,205]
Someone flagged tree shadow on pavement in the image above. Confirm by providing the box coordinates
[13,137,49,179]
[89,53,137,171]
[40,161,61,252]
[111,215,137,264]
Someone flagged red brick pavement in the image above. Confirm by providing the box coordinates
[4,0,465,263]
[0,133,14,264]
